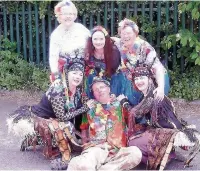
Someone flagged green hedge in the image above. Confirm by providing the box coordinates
[0,38,49,91]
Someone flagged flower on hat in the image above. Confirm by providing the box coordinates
[101,28,108,36]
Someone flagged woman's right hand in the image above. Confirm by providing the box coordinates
[86,99,96,109]
[117,94,126,102]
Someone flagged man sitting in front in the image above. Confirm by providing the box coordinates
[67,77,142,170]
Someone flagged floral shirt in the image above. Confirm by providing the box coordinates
[85,56,106,78]
[115,37,163,75]
[86,100,127,149]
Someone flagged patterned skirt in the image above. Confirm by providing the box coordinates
[6,105,80,158]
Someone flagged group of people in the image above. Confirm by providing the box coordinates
[7,0,200,170]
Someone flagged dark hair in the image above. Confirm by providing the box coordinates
[85,26,121,77]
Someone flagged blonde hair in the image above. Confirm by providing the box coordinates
[54,0,77,23]
[118,18,139,36]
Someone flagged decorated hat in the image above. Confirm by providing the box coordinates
[90,77,110,90]
[64,58,85,73]
[132,65,152,79]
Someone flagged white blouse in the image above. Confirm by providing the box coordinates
[49,23,90,73]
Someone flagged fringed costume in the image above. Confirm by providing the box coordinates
[120,65,200,170]
[7,59,89,170]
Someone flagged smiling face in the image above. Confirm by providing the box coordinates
[120,26,137,48]
[92,31,106,50]
[92,82,110,104]
[59,6,77,27]
[68,70,83,87]
[134,76,149,94]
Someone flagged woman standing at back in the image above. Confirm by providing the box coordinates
[49,0,90,82]
[114,18,170,105]
[84,26,123,98]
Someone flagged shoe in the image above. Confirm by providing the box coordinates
[50,157,69,170]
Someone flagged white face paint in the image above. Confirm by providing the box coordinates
[68,70,83,87]
[134,76,149,93]
[59,6,77,27]
[92,82,110,104]
[120,26,137,48]
[92,31,106,50]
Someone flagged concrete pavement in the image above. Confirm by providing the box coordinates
[0,97,200,170]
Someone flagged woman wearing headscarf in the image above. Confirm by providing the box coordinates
[118,65,200,170]
[7,59,89,170]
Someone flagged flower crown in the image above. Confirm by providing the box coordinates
[118,18,139,34]
[90,26,109,37]
[54,0,77,17]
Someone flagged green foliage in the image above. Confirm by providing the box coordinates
[169,65,200,100]
[161,2,200,66]
[0,38,49,91]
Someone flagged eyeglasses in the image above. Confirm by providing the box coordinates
[59,13,75,16]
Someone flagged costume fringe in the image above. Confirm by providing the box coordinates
[174,130,200,147]
[6,105,36,138]
[7,117,35,138]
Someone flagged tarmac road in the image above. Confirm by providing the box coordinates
[0,98,200,170]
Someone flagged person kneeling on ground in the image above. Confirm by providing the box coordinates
[7,59,89,170]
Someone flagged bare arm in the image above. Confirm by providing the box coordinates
[144,43,165,101]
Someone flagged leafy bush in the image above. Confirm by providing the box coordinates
[0,37,49,91]
[161,2,200,66]
[169,66,200,100]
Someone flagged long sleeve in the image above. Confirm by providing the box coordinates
[46,81,89,122]
[49,32,60,74]
[50,95,89,122]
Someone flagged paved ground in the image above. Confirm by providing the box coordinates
[0,90,200,170]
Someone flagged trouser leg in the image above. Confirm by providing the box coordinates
[99,146,142,171]
[68,146,109,171]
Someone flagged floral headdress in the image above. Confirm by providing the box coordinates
[54,0,77,18]
[90,26,109,37]
[118,18,139,35]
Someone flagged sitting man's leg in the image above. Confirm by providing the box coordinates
[99,146,142,171]
[68,146,109,171]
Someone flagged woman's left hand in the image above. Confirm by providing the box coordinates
[153,86,164,102]
[87,99,96,109]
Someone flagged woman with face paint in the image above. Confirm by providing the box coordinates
[84,26,123,99]
[7,59,90,170]
[114,18,170,105]
[117,65,200,170]
[49,0,90,82]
